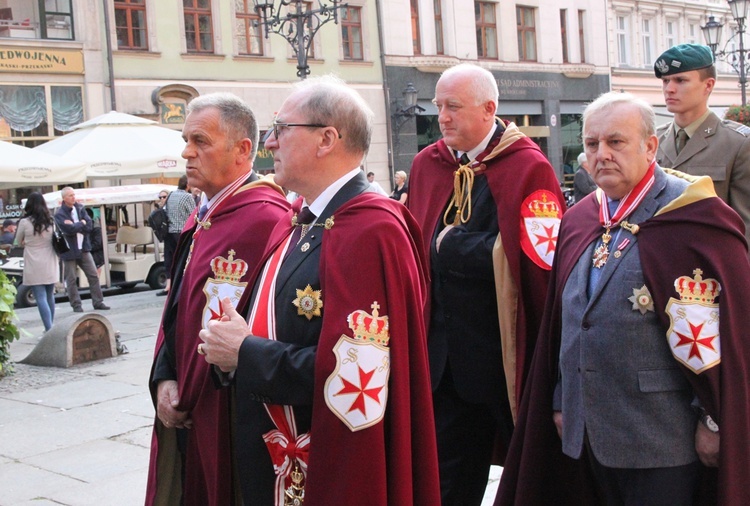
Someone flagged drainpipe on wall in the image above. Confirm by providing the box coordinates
[102,0,117,110]
[374,0,395,184]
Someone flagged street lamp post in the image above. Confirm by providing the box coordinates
[391,83,425,142]
[253,0,348,79]
[701,0,750,106]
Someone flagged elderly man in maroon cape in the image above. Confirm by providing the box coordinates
[146,93,289,506]
[407,63,564,504]
[496,91,750,505]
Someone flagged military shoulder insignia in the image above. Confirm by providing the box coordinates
[324,302,390,432]
[519,189,563,270]
[665,269,721,374]
[293,284,323,320]
[201,250,248,329]
[736,124,750,136]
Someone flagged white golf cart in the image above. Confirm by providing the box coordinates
[1,184,175,307]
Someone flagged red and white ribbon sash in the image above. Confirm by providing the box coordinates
[247,230,310,506]
[599,161,656,228]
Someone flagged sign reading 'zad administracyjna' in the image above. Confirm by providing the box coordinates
[0,46,84,74]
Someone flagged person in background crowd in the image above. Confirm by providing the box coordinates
[198,75,440,505]
[158,175,196,296]
[573,151,597,203]
[54,187,109,313]
[155,189,169,210]
[85,208,105,274]
[655,43,750,246]
[15,192,57,332]
[407,63,564,505]
[146,92,289,506]
[366,170,388,196]
[497,91,750,506]
[0,219,17,245]
[389,170,408,203]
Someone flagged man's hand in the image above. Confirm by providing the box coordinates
[553,411,563,439]
[436,225,454,253]
[64,219,73,225]
[695,421,720,467]
[199,297,251,373]
[156,380,192,429]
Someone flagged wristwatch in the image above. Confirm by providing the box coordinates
[700,412,720,433]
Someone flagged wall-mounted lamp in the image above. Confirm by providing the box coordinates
[391,83,425,137]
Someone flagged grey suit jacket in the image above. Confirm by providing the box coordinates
[657,111,750,244]
[558,166,699,468]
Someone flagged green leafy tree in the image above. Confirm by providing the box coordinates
[0,269,20,378]
[724,104,750,126]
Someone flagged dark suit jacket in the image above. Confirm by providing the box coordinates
[573,167,596,203]
[233,173,369,505]
[54,203,92,261]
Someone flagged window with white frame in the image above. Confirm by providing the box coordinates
[517,6,537,61]
[475,2,498,59]
[578,10,586,63]
[666,19,677,49]
[641,17,655,66]
[616,14,631,65]
[434,0,444,55]
[687,22,699,44]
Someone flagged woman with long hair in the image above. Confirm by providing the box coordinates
[15,192,58,332]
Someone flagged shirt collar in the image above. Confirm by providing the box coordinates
[456,123,497,161]
[303,167,361,221]
[677,109,711,139]
[200,170,253,210]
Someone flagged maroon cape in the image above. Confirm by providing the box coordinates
[146,180,289,506]
[407,124,565,420]
[236,192,441,505]
[496,185,750,505]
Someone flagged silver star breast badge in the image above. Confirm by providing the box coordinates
[629,285,654,314]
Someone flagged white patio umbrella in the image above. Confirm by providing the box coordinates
[0,140,87,189]
[34,111,187,179]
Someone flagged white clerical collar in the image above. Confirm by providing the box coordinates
[200,170,253,210]
[304,167,361,222]
[455,123,496,161]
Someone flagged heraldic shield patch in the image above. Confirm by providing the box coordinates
[519,189,562,270]
[666,269,721,374]
[325,302,390,432]
[202,250,249,329]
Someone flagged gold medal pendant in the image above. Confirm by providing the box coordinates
[592,228,611,268]
[284,462,305,505]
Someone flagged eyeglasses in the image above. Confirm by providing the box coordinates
[263,121,341,142]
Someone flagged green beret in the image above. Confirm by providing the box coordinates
[654,44,714,78]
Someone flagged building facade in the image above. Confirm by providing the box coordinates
[381,0,611,179]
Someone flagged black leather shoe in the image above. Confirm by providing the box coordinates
[94,304,110,310]
[73,306,83,313]
[156,290,168,297]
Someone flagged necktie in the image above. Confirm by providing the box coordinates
[459,153,471,166]
[675,129,689,155]
[285,207,316,260]
[198,204,208,221]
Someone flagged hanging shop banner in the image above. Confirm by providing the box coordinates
[0,45,84,74]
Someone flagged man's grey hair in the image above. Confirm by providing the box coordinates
[438,63,499,109]
[61,186,74,197]
[187,92,260,161]
[583,91,656,140]
[577,152,587,166]
[292,75,373,156]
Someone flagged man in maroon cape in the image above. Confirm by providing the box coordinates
[496,91,750,505]
[407,63,564,504]
[146,93,289,506]
[197,76,440,505]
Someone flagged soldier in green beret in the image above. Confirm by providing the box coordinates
[655,43,750,247]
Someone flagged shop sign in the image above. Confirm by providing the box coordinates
[0,46,84,74]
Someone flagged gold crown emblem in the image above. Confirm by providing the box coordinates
[347,301,390,346]
[210,250,248,283]
[674,269,721,304]
[528,193,560,218]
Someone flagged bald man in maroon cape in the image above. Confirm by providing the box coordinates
[146,93,289,506]
[407,63,564,504]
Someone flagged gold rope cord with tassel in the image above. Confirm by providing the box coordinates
[443,162,476,226]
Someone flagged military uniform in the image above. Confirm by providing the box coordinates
[656,111,750,243]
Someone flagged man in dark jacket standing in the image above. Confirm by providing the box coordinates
[54,186,109,312]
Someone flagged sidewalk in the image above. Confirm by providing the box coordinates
[0,290,502,505]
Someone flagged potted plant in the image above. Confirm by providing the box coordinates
[0,268,20,378]
[724,104,750,126]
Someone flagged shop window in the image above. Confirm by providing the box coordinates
[115,0,148,50]
[0,84,83,146]
[184,0,213,53]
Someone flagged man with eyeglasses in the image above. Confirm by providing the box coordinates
[146,93,289,506]
[198,75,440,505]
